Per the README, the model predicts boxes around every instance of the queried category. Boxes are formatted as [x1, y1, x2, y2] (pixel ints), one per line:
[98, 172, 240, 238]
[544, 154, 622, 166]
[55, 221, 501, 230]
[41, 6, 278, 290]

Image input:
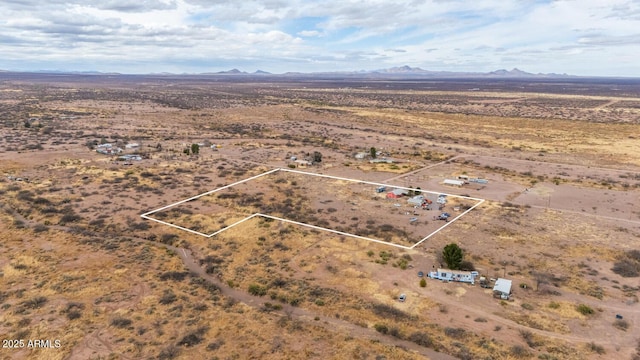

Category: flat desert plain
[1, 73, 640, 360]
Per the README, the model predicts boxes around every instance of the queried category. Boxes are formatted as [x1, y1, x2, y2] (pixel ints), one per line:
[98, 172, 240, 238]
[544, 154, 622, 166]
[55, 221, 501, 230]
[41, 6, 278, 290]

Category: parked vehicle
[434, 212, 451, 221]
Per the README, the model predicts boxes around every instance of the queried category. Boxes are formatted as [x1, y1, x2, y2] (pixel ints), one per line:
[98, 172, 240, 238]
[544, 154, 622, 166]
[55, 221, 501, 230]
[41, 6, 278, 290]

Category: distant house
[96, 143, 122, 155]
[370, 158, 395, 164]
[125, 142, 140, 149]
[294, 159, 312, 167]
[119, 154, 142, 161]
[493, 278, 512, 299]
[355, 152, 368, 160]
[428, 269, 480, 284]
[386, 188, 408, 199]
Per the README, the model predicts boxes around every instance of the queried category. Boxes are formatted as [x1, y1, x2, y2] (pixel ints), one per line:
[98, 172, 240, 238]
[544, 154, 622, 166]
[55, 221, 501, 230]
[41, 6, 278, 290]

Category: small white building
[493, 278, 512, 299]
[119, 154, 142, 161]
[294, 159, 312, 167]
[443, 179, 465, 187]
[125, 142, 140, 149]
[370, 158, 395, 164]
[96, 143, 122, 155]
[355, 152, 368, 159]
[428, 269, 479, 284]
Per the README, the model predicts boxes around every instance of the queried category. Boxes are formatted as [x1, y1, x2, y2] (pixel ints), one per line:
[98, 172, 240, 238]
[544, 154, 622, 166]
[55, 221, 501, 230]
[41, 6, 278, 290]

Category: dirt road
[168, 245, 458, 360]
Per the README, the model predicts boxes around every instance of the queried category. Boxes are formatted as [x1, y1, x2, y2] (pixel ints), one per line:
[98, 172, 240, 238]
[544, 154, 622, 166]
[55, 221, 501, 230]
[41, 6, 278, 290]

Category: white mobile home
[428, 269, 479, 284]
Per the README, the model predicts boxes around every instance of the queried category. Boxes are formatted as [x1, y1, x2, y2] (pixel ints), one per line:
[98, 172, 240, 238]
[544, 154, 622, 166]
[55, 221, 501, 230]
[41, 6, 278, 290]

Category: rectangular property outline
[141, 168, 485, 250]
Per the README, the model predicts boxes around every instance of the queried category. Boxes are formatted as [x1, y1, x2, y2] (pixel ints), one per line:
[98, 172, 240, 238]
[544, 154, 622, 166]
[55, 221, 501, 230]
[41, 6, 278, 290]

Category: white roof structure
[391, 188, 409, 196]
[407, 195, 425, 204]
[444, 179, 464, 186]
[493, 278, 512, 295]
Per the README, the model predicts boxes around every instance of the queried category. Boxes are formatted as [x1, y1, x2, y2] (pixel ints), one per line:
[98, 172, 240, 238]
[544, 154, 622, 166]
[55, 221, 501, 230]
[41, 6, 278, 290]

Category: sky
[1, 0, 640, 76]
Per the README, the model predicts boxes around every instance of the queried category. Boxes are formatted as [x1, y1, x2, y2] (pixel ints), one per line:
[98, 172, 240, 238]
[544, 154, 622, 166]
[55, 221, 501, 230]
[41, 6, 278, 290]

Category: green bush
[110, 317, 132, 328]
[248, 284, 267, 297]
[420, 278, 427, 287]
[587, 342, 605, 354]
[374, 323, 388, 334]
[408, 331, 432, 347]
[576, 304, 594, 315]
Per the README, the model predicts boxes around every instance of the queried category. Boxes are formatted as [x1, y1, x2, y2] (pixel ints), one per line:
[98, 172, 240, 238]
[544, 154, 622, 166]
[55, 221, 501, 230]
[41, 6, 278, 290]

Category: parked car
[418, 271, 424, 277]
[398, 294, 406, 302]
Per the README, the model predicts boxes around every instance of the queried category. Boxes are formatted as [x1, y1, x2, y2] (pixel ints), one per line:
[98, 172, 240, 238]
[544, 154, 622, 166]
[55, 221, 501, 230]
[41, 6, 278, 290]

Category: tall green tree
[442, 243, 463, 270]
[370, 147, 377, 159]
[191, 143, 200, 155]
[312, 151, 322, 163]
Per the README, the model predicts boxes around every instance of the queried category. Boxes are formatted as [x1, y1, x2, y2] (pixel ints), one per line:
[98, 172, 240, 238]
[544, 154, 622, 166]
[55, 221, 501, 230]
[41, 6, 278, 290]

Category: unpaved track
[168, 245, 457, 360]
[1, 205, 452, 359]
[384, 156, 462, 183]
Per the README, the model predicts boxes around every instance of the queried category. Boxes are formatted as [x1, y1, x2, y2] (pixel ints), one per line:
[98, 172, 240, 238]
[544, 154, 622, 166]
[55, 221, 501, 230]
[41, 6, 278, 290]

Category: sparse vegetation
[111, 316, 133, 328]
[248, 284, 268, 297]
[612, 250, 640, 277]
[587, 342, 606, 354]
[576, 304, 595, 316]
[1, 75, 638, 360]
[613, 318, 630, 331]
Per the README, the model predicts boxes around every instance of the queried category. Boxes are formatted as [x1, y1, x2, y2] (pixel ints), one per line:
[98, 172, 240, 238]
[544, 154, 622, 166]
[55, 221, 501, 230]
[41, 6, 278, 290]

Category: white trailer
[443, 179, 465, 187]
[428, 269, 479, 284]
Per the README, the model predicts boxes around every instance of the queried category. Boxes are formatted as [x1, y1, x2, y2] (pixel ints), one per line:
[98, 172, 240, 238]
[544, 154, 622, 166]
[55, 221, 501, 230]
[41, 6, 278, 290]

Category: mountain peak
[376, 65, 427, 73]
[489, 68, 534, 76]
[217, 68, 245, 74]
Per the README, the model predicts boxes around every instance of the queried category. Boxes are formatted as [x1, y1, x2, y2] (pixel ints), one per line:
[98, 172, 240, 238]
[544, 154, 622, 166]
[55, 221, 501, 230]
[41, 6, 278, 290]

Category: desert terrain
[1, 73, 639, 360]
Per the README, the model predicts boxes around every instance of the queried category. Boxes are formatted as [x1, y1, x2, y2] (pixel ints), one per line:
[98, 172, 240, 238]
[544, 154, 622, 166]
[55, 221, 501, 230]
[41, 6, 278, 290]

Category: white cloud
[0, 0, 639, 75]
[298, 30, 321, 37]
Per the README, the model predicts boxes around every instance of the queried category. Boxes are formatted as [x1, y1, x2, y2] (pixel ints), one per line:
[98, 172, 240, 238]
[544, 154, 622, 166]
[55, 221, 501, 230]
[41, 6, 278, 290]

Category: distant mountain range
[201, 66, 573, 78]
[284, 66, 571, 78]
[0, 66, 574, 78]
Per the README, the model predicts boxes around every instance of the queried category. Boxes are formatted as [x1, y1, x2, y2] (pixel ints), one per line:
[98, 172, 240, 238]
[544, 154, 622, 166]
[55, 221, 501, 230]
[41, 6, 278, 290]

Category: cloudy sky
[1, 0, 639, 76]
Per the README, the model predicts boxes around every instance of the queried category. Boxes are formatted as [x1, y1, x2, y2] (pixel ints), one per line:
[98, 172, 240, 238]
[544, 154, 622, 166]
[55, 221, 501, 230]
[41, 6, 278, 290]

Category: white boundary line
[141, 168, 485, 249]
[140, 168, 279, 217]
[258, 213, 412, 250]
[412, 198, 485, 249]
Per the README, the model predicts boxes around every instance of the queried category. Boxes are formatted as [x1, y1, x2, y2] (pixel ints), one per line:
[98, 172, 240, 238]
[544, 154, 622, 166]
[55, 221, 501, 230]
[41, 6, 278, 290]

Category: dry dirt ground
[1, 74, 640, 360]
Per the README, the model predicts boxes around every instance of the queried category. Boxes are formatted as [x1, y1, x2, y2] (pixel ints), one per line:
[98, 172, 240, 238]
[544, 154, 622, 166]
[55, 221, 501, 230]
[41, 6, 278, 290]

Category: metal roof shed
[407, 195, 425, 205]
[443, 179, 465, 187]
[493, 278, 512, 296]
